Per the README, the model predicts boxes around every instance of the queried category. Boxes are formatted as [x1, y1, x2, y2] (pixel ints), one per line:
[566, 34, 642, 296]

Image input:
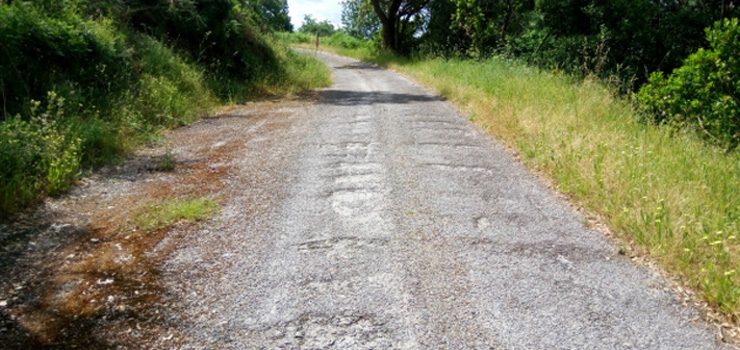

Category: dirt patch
[0, 99, 302, 348]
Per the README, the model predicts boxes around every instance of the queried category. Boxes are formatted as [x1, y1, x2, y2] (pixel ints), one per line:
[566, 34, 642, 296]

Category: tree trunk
[381, 18, 397, 51]
[372, 0, 402, 52]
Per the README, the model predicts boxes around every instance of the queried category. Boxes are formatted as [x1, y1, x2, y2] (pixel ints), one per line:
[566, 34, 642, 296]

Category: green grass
[0, 24, 330, 218]
[248, 39, 333, 96]
[286, 33, 740, 317]
[133, 197, 219, 232]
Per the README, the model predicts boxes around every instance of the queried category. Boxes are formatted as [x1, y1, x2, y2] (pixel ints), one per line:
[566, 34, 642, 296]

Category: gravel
[161, 51, 730, 349]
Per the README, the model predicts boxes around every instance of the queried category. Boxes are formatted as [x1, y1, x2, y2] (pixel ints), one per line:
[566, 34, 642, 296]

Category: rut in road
[164, 52, 729, 349]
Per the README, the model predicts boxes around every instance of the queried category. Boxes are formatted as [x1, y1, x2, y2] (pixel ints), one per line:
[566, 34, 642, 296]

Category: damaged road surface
[167, 52, 730, 349]
[0, 52, 732, 349]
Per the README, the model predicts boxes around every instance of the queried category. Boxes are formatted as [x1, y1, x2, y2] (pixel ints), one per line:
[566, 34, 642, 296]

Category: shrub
[0, 93, 81, 214]
[0, 2, 131, 118]
[324, 32, 367, 50]
[636, 18, 739, 149]
[122, 0, 278, 93]
[0, 1, 330, 218]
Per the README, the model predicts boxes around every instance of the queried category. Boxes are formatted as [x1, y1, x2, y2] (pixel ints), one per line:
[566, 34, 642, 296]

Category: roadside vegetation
[133, 197, 219, 232]
[283, 0, 739, 318]
[0, 0, 330, 217]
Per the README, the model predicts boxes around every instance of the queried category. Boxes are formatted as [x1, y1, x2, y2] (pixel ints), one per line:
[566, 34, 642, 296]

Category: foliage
[370, 0, 429, 53]
[279, 31, 378, 53]
[449, 0, 533, 56]
[0, 2, 131, 118]
[340, 0, 739, 144]
[636, 18, 739, 149]
[250, 0, 293, 32]
[343, 0, 737, 84]
[341, 0, 380, 39]
[118, 0, 279, 88]
[0, 93, 80, 214]
[299, 14, 336, 36]
[509, 0, 737, 87]
[0, 1, 330, 218]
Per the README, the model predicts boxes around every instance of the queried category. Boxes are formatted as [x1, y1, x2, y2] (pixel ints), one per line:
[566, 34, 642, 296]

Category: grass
[284, 33, 740, 318]
[0, 26, 330, 218]
[132, 197, 219, 232]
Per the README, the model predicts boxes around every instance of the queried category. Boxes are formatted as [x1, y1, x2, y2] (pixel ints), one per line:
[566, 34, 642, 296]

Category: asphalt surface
[164, 51, 728, 349]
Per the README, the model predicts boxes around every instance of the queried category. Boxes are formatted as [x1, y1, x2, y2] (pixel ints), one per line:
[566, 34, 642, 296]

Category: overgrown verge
[0, 1, 330, 217]
[284, 33, 740, 320]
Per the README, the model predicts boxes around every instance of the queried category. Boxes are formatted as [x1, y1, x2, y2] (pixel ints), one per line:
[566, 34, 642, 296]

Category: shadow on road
[320, 89, 444, 106]
[334, 63, 382, 70]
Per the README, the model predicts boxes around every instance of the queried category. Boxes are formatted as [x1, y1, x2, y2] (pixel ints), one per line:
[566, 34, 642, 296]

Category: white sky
[287, 0, 343, 29]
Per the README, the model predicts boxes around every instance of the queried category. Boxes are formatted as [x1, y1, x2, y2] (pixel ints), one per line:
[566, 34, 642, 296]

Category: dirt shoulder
[0, 98, 308, 348]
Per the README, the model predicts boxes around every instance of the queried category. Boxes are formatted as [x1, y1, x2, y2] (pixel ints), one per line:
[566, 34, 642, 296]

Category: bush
[0, 93, 81, 214]
[324, 32, 367, 50]
[0, 1, 330, 218]
[121, 0, 278, 94]
[636, 18, 739, 149]
[0, 2, 131, 118]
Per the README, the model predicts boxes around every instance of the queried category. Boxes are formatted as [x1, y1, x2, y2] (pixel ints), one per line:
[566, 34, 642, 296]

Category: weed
[154, 151, 176, 172]
[132, 197, 218, 232]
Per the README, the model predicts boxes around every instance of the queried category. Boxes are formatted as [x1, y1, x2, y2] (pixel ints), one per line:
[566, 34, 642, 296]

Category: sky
[287, 0, 343, 29]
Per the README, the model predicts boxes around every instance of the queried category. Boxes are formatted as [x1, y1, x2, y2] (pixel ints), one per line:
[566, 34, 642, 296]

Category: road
[163, 51, 728, 349]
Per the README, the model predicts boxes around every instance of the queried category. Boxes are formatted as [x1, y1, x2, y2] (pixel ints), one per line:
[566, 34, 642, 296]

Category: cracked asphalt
[163, 51, 729, 349]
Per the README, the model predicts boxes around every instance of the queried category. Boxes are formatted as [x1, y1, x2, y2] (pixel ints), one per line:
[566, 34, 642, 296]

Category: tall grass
[241, 38, 332, 96]
[289, 34, 740, 317]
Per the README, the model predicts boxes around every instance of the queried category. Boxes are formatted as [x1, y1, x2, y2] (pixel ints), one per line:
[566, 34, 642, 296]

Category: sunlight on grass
[411, 58, 739, 315]
[133, 197, 219, 232]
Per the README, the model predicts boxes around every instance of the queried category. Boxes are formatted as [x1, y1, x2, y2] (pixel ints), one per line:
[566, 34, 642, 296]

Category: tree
[370, 0, 429, 52]
[450, 0, 533, 55]
[341, 0, 380, 39]
[251, 0, 293, 32]
[529, 0, 739, 84]
[299, 15, 335, 36]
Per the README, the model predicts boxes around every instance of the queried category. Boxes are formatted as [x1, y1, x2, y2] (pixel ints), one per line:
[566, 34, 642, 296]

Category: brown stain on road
[0, 100, 303, 348]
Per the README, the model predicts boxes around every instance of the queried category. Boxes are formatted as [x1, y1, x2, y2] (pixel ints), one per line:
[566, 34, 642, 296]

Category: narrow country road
[162, 51, 729, 349]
